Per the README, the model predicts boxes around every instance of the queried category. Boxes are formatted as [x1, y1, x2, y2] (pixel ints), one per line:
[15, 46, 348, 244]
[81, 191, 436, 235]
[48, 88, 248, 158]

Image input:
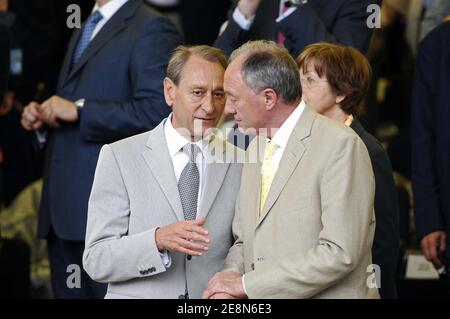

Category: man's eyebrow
[187, 85, 205, 90]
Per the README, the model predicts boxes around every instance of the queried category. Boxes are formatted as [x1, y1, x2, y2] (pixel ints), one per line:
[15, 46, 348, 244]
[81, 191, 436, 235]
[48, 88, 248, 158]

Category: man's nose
[202, 94, 214, 114]
[224, 100, 235, 115]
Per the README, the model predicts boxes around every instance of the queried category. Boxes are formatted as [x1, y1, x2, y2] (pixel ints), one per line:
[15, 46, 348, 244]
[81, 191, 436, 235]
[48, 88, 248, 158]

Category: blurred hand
[0, 91, 14, 116]
[21, 101, 44, 130]
[237, 0, 261, 19]
[40, 95, 78, 127]
[202, 271, 246, 299]
[420, 231, 447, 269]
[155, 216, 210, 256]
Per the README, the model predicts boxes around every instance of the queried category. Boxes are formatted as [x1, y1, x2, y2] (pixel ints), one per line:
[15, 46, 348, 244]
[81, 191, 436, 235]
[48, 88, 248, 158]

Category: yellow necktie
[260, 139, 278, 216]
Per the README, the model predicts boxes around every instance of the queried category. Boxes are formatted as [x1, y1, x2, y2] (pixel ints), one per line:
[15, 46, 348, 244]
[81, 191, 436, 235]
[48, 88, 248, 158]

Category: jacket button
[139, 270, 146, 275]
[251, 263, 255, 270]
[178, 294, 185, 299]
[149, 267, 156, 273]
[187, 255, 192, 261]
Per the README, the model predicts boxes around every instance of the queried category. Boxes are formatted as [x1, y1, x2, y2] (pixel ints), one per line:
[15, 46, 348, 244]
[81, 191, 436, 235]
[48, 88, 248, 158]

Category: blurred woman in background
[296, 43, 400, 299]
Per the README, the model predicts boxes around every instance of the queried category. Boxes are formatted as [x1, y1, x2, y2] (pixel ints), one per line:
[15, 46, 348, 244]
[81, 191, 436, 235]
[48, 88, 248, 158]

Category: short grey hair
[229, 40, 301, 103]
[167, 45, 227, 85]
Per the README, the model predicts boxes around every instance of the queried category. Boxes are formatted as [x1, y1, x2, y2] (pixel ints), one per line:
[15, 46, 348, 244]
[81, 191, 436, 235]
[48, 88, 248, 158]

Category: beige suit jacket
[223, 105, 379, 299]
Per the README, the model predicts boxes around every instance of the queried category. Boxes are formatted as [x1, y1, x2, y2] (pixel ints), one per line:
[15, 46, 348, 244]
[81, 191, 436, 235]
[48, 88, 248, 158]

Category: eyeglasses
[299, 73, 328, 88]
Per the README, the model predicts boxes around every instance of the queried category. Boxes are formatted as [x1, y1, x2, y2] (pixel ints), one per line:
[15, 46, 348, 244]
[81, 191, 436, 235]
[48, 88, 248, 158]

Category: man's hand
[21, 101, 44, 130]
[420, 231, 447, 269]
[202, 271, 247, 299]
[0, 91, 15, 116]
[237, 0, 261, 19]
[155, 216, 210, 256]
[21, 95, 78, 130]
[40, 95, 78, 127]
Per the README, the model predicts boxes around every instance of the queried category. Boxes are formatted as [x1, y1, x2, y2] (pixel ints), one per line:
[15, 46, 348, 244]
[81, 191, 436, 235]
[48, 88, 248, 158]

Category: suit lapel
[61, 0, 139, 88]
[248, 136, 265, 228]
[256, 104, 317, 228]
[57, 27, 82, 92]
[197, 164, 229, 219]
[197, 137, 231, 219]
[349, 118, 364, 137]
[142, 120, 184, 221]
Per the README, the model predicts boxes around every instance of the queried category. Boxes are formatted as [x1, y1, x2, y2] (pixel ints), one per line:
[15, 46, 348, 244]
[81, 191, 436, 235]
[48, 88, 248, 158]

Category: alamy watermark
[67, 4, 81, 29]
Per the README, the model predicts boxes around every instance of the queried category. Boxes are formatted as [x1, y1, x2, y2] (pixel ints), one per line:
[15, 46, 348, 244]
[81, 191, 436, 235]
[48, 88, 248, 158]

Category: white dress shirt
[90, 0, 129, 40]
[269, 99, 305, 172]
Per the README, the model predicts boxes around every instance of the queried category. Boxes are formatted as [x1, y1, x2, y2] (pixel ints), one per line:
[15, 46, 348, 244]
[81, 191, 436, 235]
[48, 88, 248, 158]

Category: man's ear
[163, 77, 176, 108]
[262, 88, 277, 111]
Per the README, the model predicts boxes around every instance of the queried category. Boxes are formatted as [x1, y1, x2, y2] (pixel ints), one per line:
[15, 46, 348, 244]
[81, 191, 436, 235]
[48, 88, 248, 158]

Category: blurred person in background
[215, 0, 380, 57]
[412, 21, 450, 279]
[20, 0, 182, 298]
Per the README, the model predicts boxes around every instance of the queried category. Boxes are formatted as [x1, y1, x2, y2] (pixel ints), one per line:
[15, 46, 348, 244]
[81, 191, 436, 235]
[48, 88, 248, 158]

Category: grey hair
[229, 40, 301, 103]
[166, 45, 227, 85]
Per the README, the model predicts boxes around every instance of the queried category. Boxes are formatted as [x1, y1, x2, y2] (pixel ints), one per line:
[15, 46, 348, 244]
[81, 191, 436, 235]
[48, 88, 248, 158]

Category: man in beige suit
[203, 40, 379, 299]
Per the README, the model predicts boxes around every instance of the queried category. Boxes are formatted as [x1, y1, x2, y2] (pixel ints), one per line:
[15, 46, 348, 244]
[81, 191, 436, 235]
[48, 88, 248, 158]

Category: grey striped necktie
[178, 144, 201, 221]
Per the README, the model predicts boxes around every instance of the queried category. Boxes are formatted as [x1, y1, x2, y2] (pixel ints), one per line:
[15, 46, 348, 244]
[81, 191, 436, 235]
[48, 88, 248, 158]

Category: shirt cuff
[276, 7, 297, 23]
[242, 273, 248, 297]
[232, 7, 255, 31]
[35, 129, 47, 147]
[159, 250, 172, 268]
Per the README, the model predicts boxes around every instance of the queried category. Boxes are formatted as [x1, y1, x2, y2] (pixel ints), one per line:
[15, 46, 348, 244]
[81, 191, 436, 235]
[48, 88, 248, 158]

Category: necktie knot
[89, 11, 104, 25]
[264, 140, 278, 159]
[72, 11, 103, 66]
[182, 143, 201, 163]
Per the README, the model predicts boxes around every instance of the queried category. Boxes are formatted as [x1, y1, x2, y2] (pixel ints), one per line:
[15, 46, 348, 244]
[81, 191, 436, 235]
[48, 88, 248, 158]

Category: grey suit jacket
[83, 119, 243, 299]
[224, 105, 379, 299]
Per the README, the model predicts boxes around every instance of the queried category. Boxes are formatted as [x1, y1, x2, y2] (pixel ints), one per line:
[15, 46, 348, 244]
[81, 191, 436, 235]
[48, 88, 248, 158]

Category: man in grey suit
[83, 45, 243, 299]
[203, 40, 378, 299]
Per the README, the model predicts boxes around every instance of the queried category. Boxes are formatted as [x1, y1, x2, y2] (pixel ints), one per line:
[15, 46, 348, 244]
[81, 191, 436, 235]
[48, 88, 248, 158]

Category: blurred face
[224, 57, 267, 134]
[300, 60, 344, 116]
[164, 56, 225, 140]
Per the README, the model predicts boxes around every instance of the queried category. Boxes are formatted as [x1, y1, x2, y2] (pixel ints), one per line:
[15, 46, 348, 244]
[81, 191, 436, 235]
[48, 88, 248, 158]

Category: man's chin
[235, 123, 251, 134]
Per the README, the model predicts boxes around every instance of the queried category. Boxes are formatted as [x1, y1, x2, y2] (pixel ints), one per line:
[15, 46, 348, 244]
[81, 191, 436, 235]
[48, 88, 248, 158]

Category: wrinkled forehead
[179, 57, 225, 85]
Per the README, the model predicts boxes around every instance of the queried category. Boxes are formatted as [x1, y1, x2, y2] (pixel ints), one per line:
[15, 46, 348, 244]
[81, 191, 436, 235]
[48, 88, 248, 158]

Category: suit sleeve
[411, 30, 445, 240]
[278, 0, 379, 56]
[83, 144, 167, 283]
[243, 135, 376, 298]
[78, 17, 182, 143]
[214, 16, 251, 57]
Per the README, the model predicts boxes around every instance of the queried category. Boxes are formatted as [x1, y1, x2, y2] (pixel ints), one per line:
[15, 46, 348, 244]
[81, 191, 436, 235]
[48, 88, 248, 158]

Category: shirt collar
[164, 113, 209, 159]
[92, 0, 128, 21]
[270, 100, 305, 150]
